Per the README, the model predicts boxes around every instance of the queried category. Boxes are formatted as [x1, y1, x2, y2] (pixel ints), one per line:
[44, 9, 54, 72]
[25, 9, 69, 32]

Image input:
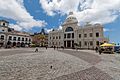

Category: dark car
[114, 46, 120, 53]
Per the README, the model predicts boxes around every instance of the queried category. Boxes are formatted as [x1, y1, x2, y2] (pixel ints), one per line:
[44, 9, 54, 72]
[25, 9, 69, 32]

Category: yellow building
[31, 28, 48, 47]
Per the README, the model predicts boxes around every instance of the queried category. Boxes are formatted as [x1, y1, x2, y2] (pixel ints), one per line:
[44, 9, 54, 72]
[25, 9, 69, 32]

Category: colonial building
[31, 28, 48, 47]
[0, 20, 32, 48]
[48, 12, 108, 49]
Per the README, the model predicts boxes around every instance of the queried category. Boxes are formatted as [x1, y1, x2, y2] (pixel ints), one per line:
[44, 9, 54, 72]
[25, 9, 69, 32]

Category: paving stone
[58, 50, 101, 65]
[51, 66, 113, 80]
[0, 48, 119, 80]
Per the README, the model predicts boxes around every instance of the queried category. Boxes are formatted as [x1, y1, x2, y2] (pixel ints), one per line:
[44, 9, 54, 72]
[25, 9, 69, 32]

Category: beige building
[0, 20, 32, 48]
[48, 12, 108, 49]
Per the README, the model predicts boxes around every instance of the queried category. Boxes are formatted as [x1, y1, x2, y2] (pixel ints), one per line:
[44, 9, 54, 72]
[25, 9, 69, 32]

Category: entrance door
[0, 43, 4, 47]
[67, 41, 71, 48]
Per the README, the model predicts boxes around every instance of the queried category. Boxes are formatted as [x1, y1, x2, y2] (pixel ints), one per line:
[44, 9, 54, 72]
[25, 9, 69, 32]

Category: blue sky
[24, 0, 67, 32]
[0, 0, 120, 43]
[104, 16, 120, 43]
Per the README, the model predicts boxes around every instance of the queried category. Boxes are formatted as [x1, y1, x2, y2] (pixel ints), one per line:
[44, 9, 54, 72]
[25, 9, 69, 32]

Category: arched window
[65, 27, 73, 32]
[1, 35, 4, 40]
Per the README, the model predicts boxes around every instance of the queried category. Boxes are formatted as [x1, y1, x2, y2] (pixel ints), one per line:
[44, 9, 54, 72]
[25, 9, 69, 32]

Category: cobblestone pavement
[0, 48, 91, 80]
[58, 49, 120, 80]
[0, 48, 120, 80]
[58, 50, 101, 65]
[0, 49, 36, 56]
[51, 66, 113, 80]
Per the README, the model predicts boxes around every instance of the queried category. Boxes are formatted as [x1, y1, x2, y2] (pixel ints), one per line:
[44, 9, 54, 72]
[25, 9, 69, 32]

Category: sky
[0, 0, 120, 43]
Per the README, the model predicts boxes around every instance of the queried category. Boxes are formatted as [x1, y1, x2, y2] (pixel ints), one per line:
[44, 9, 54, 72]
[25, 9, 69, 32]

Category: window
[18, 37, 20, 41]
[1, 35, 4, 40]
[72, 33, 74, 38]
[90, 41, 93, 46]
[8, 28, 12, 32]
[56, 36, 58, 39]
[96, 41, 99, 46]
[59, 36, 61, 39]
[9, 36, 12, 40]
[96, 32, 99, 37]
[90, 33, 93, 37]
[52, 42, 54, 45]
[65, 27, 73, 32]
[79, 34, 81, 38]
[25, 38, 28, 41]
[67, 33, 71, 38]
[84, 34, 87, 37]
[64, 34, 66, 39]
[84, 41, 87, 46]
[29, 39, 31, 42]
[13, 37, 16, 41]
[22, 38, 24, 41]
[3, 23, 5, 26]
[53, 37, 55, 39]
[50, 37, 51, 39]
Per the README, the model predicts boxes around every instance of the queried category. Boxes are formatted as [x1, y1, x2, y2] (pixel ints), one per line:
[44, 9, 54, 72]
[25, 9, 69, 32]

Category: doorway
[67, 41, 71, 48]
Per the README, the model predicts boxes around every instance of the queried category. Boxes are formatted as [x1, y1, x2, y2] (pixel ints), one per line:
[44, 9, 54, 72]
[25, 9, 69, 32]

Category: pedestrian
[46, 46, 47, 50]
[35, 47, 38, 52]
[98, 47, 102, 55]
[54, 46, 56, 50]
[95, 46, 98, 53]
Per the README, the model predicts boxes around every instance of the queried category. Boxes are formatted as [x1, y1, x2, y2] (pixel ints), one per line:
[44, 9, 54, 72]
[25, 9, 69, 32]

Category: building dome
[64, 12, 78, 24]
[67, 12, 77, 20]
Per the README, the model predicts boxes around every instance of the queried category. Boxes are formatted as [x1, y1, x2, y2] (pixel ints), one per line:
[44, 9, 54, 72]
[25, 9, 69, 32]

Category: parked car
[114, 46, 120, 53]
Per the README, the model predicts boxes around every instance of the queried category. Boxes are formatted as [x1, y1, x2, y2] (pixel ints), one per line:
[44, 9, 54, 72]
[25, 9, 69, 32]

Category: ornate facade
[48, 12, 108, 49]
[31, 28, 48, 47]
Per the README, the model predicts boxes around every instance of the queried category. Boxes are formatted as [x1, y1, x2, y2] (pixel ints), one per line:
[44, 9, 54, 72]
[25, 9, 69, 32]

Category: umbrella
[100, 43, 115, 47]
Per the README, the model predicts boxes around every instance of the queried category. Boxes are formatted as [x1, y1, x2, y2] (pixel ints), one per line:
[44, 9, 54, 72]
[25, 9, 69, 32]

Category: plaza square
[0, 48, 120, 80]
[0, 0, 120, 80]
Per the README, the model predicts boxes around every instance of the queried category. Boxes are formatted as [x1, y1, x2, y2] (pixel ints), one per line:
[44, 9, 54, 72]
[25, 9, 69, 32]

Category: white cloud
[58, 26, 62, 30]
[45, 28, 53, 33]
[0, 0, 47, 31]
[18, 20, 47, 30]
[9, 24, 22, 31]
[39, 0, 120, 24]
[103, 28, 114, 32]
[45, 25, 62, 33]
[40, 0, 83, 16]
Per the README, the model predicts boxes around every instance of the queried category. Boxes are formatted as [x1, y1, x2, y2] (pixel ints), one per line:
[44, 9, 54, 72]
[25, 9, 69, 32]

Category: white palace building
[48, 12, 108, 49]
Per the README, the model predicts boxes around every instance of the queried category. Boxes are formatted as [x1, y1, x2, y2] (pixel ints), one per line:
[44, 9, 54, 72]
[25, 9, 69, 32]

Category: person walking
[46, 46, 47, 50]
[35, 47, 38, 52]
[95, 46, 98, 53]
[98, 47, 102, 55]
[54, 46, 56, 50]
